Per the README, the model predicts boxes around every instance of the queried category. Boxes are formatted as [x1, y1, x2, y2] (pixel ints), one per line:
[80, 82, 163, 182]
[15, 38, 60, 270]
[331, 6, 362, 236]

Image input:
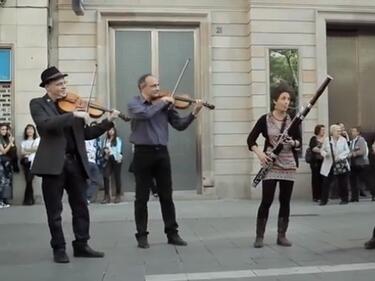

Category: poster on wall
[0, 49, 11, 82]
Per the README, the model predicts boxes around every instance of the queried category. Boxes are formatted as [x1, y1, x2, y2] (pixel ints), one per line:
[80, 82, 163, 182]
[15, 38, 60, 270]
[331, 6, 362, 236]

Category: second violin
[156, 91, 215, 110]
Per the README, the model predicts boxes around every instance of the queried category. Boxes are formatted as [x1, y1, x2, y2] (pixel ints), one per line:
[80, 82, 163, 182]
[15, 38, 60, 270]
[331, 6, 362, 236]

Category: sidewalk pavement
[1, 195, 375, 281]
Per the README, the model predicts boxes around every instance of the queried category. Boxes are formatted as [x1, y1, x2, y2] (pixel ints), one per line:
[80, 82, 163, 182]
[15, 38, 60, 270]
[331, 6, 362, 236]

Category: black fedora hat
[39, 66, 68, 87]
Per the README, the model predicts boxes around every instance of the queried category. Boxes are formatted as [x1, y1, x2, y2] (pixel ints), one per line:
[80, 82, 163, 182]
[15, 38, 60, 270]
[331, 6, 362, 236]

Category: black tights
[103, 156, 122, 196]
[257, 179, 294, 219]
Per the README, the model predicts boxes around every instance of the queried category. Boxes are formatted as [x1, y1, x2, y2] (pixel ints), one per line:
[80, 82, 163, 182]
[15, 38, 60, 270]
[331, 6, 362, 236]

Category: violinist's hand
[108, 109, 120, 122]
[161, 96, 175, 104]
[192, 99, 203, 117]
[73, 111, 90, 124]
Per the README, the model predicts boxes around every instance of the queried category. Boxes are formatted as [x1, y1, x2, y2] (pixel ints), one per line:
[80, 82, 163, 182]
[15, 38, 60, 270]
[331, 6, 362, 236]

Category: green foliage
[269, 49, 299, 114]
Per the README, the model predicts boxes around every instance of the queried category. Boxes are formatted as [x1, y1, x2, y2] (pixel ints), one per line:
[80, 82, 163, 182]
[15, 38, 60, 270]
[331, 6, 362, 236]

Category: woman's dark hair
[271, 82, 295, 103]
[23, 124, 38, 140]
[314, 124, 325, 136]
[106, 127, 118, 146]
[0, 122, 10, 129]
[0, 123, 10, 145]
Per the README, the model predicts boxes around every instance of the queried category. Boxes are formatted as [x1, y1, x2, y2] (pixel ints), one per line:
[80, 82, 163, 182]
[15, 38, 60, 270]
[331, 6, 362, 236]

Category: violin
[155, 91, 215, 110]
[57, 91, 130, 122]
[151, 59, 215, 111]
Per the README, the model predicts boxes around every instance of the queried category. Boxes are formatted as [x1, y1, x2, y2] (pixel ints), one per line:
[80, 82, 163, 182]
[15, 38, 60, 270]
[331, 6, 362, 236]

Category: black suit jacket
[29, 94, 113, 177]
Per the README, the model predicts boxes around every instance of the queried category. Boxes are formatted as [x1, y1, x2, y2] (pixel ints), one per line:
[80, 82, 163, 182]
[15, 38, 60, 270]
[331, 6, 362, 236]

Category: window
[0, 49, 11, 82]
[269, 49, 299, 115]
[0, 48, 12, 123]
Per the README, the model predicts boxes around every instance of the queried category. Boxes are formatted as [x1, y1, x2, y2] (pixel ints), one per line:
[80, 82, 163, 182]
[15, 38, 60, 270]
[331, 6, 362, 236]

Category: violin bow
[167, 58, 191, 110]
[86, 64, 98, 115]
[170, 58, 191, 98]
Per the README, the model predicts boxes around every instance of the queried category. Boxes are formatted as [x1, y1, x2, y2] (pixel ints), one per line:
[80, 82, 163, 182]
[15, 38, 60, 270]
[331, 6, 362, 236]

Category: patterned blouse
[264, 113, 297, 181]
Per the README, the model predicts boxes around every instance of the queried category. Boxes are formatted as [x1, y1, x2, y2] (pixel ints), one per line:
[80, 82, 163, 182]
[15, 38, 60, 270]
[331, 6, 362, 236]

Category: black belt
[134, 145, 167, 151]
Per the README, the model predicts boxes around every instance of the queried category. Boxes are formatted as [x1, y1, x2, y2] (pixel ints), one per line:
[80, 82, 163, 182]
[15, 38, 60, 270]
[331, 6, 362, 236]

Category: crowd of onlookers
[2, 120, 375, 208]
[0, 122, 127, 208]
[0, 123, 18, 208]
[307, 122, 375, 205]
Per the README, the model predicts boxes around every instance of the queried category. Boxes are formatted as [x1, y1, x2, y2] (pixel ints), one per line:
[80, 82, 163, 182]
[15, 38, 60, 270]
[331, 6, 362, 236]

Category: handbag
[329, 138, 349, 175]
[94, 139, 108, 170]
[305, 147, 312, 163]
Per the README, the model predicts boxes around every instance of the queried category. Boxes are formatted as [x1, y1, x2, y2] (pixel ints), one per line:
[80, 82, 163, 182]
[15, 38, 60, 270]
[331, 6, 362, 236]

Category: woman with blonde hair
[319, 124, 350, 205]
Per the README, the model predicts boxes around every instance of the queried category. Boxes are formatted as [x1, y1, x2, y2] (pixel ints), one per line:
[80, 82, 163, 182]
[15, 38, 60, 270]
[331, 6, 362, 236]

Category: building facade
[2, 0, 375, 202]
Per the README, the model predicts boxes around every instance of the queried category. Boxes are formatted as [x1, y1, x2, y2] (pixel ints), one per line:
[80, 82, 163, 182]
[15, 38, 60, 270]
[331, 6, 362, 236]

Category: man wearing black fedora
[30, 66, 120, 263]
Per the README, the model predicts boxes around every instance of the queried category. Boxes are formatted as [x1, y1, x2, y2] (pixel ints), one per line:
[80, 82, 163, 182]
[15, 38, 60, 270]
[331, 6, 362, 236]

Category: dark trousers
[133, 145, 178, 237]
[368, 165, 375, 196]
[0, 155, 12, 200]
[350, 165, 372, 200]
[257, 180, 294, 219]
[150, 180, 158, 194]
[310, 162, 323, 201]
[20, 157, 35, 204]
[321, 172, 349, 203]
[103, 156, 122, 196]
[86, 162, 102, 201]
[41, 157, 90, 250]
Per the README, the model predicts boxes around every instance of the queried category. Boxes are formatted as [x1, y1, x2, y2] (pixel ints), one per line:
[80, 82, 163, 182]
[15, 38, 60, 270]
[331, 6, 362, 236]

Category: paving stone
[1, 199, 375, 281]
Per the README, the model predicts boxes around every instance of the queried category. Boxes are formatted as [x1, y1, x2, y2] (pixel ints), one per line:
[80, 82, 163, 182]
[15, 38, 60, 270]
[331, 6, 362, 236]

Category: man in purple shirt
[128, 74, 203, 248]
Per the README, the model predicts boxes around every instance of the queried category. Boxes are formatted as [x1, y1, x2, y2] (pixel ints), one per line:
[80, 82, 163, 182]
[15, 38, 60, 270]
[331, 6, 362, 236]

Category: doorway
[327, 24, 375, 131]
[111, 27, 200, 192]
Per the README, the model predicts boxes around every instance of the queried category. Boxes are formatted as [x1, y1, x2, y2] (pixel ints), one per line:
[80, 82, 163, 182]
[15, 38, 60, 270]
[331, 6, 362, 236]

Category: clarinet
[251, 75, 333, 188]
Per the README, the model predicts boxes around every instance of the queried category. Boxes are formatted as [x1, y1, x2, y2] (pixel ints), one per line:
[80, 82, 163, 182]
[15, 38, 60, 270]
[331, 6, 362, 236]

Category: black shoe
[350, 199, 359, 202]
[365, 238, 375, 249]
[23, 199, 35, 206]
[53, 249, 70, 263]
[136, 236, 150, 249]
[372, 196, 375, 202]
[72, 242, 104, 258]
[319, 201, 327, 206]
[167, 234, 188, 246]
[339, 200, 348, 205]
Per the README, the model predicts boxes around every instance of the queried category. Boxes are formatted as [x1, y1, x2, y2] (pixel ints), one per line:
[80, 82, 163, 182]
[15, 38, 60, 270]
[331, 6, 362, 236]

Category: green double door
[113, 28, 199, 192]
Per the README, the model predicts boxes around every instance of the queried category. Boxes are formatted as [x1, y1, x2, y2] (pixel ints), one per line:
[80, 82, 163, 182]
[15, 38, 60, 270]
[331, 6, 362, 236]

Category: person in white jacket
[319, 124, 350, 205]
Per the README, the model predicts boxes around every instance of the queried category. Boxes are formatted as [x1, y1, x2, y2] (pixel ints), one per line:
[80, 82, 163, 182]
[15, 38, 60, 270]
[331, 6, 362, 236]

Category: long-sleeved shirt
[102, 137, 123, 163]
[127, 95, 195, 145]
[350, 135, 369, 166]
[21, 137, 40, 164]
[85, 139, 97, 164]
[320, 136, 350, 176]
